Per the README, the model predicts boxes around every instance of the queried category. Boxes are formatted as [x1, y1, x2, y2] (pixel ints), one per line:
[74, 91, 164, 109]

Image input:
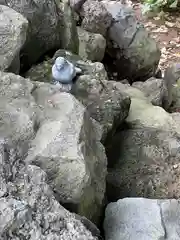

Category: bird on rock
[52, 57, 82, 85]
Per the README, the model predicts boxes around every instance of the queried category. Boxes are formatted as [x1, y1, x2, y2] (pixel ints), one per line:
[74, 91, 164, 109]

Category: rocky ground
[1, 0, 180, 239]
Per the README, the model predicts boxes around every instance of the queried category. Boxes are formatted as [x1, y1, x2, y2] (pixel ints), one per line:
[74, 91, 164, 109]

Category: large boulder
[0, 71, 107, 226]
[56, 0, 79, 54]
[79, 0, 113, 36]
[104, 198, 180, 240]
[78, 27, 106, 62]
[0, 163, 99, 239]
[25, 49, 131, 143]
[106, 85, 180, 201]
[0, 5, 28, 74]
[102, 1, 161, 82]
[3, 0, 79, 68]
[132, 77, 168, 107]
[25, 89, 107, 225]
[0, 71, 37, 197]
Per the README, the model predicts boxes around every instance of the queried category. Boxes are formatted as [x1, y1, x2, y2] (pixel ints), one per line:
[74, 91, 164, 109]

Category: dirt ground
[132, 2, 180, 72]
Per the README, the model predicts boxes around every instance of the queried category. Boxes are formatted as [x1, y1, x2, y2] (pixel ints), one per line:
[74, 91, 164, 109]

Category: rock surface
[106, 84, 180, 201]
[26, 49, 131, 143]
[0, 164, 99, 239]
[104, 198, 180, 240]
[103, 1, 161, 82]
[2, 0, 64, 67]
[132, 77, 168, 107]
[0, 5, 28, 74]
[0, 71, 107, 228]
[26, 90, 107, 225]
[78, 27, 106, 62]
[79, 0, 113, 36]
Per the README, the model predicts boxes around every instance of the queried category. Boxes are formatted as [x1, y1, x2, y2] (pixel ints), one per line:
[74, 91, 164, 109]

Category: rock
[171, 112, 180, 122]
[0, 70, 107, 226]
[56, 0, 79, 54]
[69, 0, 87, 12]
[3, 0, 64, 68]
[0, 71, 37, 198]
[0, 164, 99, 239]
[25, 49, 130, 143]
[102, 1, 161, 82]
[106, 128, 180, 201]
[78, 27, 106, 62]
[72, 77, 131, 143]
[25, 49, 108, 83]
[0, 5, 28, 74]
[163, 63, 180, 111]
[79, 0, 113, 36]
[0, 71, 36, 142]
[25, 90, 107, 225]
[120, 85, 180, 133]
[132, 77, 168, 107]
[105, 84, 180, 201]
[104, 197, 180, 240]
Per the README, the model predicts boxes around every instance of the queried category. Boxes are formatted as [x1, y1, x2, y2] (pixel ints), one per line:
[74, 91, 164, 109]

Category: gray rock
[3, 0, 64, 67]
[104, 198, 180, 240]
[25, 50, 130, 143]
[105, 84, 180, 201]
[79, 0, 113, 36]
[72, 77, 131, 142]
[115, 84, 180, 133]
[106, 128, 180, 201]
[56, 0, 79, 54]
[0, 71, 36, 142]
[25, 91, 107, 225]
[25, 49, 108, 83]
[78, 27, 106, 62]
[0, 165, 99, 239]
[132, 77, 168, 107]
[102, 1, 161, 81]
[0, 5, 28, 74]
[69, 0, 87, 12]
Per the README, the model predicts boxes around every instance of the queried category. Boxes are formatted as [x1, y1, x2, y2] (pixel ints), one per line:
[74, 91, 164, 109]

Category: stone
[105, 85, 180, 201]
[163, 63, 180, 112]
[2, 0, 65, 68]
[72, 78, 131, 143]
[79, 0, 113, 36]
[78, 27, 106, 62]
[56, 0, 79, 54]
[102, 1, 161, 82]
[25, 91, 107, 225]
[25, 50, 130, 143]
[104, 198, 180, 240]
[0, 5, 28, 74]
[132, 77, 168, 107]
[0, 164, 99, 239]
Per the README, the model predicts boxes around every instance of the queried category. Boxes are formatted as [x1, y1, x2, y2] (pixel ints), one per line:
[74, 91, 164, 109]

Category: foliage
[141, 0, 178, 14]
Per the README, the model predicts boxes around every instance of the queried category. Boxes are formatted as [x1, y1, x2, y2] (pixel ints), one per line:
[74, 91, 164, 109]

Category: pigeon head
[55, 57, 67, 71]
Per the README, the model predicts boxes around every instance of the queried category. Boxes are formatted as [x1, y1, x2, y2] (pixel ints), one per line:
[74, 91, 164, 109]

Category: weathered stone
[102, 1, 161, 82]
[132, 77, 168, 107]
[104, 198, 180, 240]
[56, 0, 79, 54]
[72, 78, 131, 142]
[25, 50, 130, 143]
[3, 0, 64, 67]
[80, 0, 113, 36]
[0, 165, 99, 239]
[78, 27, 106, 61]
[0, 5, 28, 74]
[25, 91, 107, 225]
